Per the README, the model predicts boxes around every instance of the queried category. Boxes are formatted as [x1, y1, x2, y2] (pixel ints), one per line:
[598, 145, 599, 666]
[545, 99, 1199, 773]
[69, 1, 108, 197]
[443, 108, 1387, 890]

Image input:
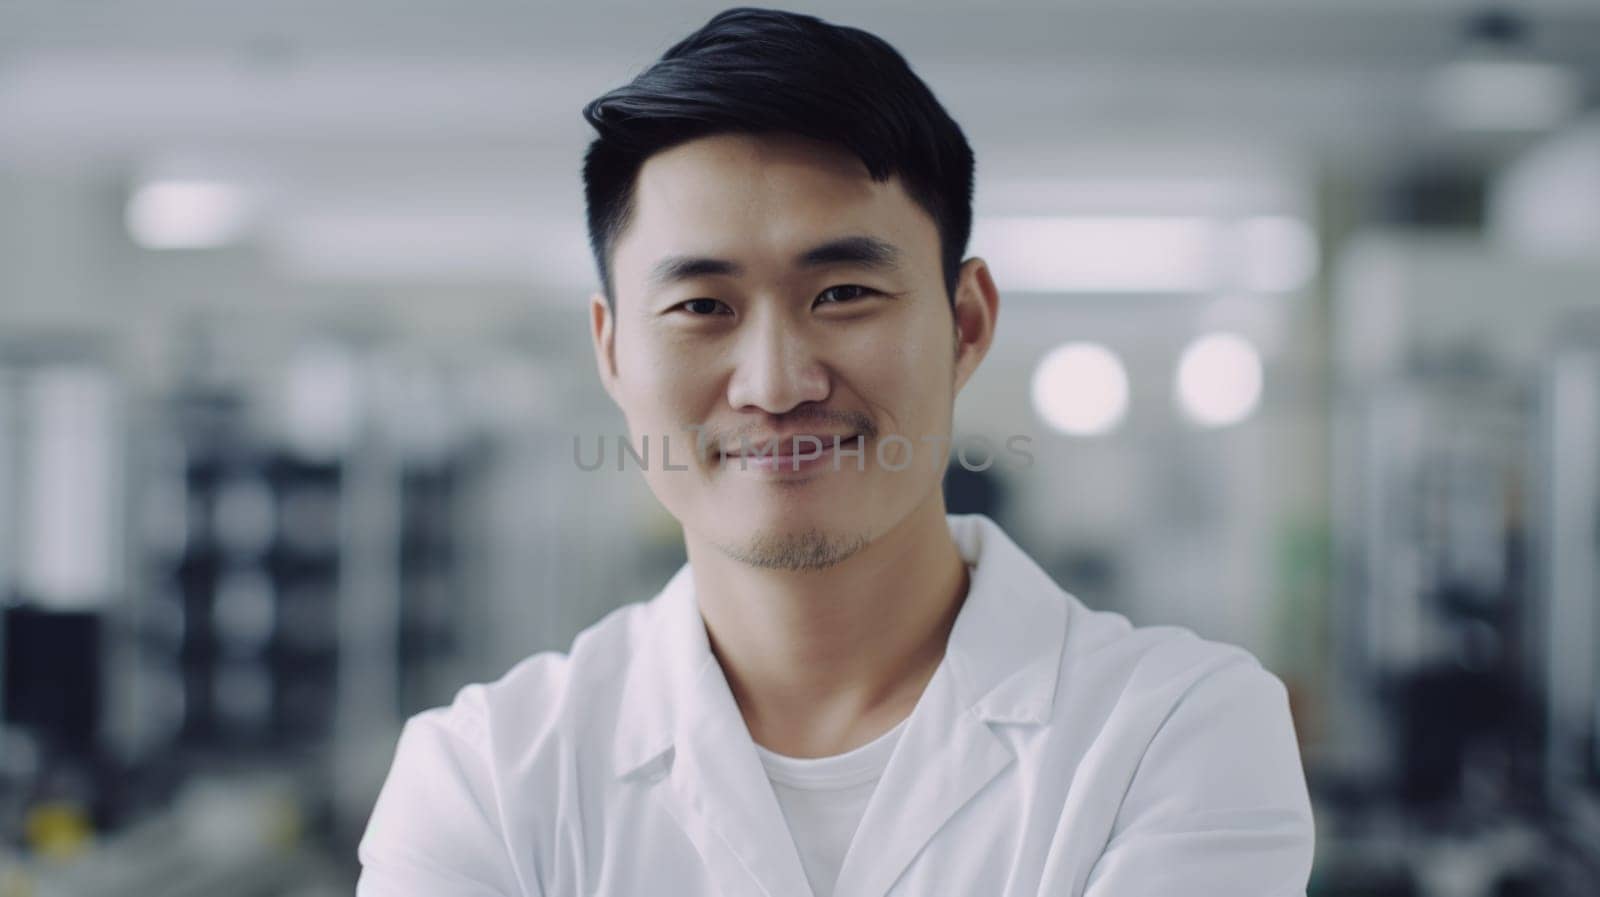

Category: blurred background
[2, 0, 1599, 894]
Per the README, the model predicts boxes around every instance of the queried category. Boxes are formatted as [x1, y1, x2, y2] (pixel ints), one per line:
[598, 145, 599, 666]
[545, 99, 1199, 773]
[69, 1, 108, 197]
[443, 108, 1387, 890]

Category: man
[357, 8, 1315, 896]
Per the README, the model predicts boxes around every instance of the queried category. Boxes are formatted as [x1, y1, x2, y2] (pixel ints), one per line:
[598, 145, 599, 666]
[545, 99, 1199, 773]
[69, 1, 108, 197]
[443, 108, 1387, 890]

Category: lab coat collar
[609, 513, 1070, 897]
[611, 513, 1069, 779]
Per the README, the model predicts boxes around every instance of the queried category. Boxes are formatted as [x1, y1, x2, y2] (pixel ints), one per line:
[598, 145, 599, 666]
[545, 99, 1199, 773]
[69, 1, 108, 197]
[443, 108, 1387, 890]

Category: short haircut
[580, 7, 975, 307]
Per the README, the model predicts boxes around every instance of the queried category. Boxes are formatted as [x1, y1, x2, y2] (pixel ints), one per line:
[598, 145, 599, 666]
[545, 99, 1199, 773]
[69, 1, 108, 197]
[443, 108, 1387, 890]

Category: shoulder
[1057, 596, 1283, 706]
[962, 514, 1283, 712]
[360, 598, 657, 892]
[1044, 595, 1300, 776]
[1051, 603, 1315, 888]
[1037, 608, 1314, 891]
[361, 599, 654, 888]
[1045, 596, 1312, 819]
[422, 595, 657, 758]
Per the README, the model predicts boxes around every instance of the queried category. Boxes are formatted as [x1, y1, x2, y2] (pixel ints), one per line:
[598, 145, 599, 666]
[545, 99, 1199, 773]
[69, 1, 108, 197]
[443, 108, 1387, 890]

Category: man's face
[590, 132, 993, 570]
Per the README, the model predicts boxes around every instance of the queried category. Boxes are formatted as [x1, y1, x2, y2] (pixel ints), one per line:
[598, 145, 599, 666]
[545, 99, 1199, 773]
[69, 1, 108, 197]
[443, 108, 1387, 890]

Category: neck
[685, 495, 971, 758]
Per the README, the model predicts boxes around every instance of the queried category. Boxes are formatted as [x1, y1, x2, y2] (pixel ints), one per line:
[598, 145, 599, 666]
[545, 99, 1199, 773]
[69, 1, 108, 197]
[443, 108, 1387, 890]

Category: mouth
[717, 433, 864, 461]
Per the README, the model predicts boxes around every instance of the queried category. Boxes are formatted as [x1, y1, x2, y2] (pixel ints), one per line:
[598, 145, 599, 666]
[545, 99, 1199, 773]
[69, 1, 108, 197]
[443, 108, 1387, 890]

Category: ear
[950, 257, 999, 396]
[589, 291, 620, 405]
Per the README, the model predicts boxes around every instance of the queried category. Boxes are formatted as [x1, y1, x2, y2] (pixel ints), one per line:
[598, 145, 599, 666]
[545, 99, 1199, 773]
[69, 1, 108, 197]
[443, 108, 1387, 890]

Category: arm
[1082, 656, 1316, 897]
[357, 700, 532, 897]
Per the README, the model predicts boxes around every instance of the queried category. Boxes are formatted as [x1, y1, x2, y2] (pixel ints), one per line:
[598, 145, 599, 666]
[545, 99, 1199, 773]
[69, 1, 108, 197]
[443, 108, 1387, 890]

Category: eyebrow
[647, 235, 903, 291]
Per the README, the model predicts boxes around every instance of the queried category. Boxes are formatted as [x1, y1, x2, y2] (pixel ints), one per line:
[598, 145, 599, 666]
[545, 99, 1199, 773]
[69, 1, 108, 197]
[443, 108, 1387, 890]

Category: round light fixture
[1175, 332, 1263, 428]
[1031, 342, 1130, 436]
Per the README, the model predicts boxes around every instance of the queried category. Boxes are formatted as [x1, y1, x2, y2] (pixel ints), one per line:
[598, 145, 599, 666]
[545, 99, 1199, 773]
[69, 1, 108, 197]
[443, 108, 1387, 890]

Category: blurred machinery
[1321, 234, 1600, 895]
[0, 333, 492, 894]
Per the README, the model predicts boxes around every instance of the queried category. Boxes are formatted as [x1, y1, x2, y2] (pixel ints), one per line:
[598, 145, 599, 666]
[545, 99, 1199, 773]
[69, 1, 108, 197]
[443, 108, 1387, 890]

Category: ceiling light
[973, 216, 1220, 293]
[1030, 342, 1130, 437]
[1175, 332, 1263, 429]
[126, 180, 254, 250]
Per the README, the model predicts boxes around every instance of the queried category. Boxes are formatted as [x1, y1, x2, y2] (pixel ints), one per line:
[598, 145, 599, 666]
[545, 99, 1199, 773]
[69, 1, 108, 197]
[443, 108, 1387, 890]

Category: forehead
[612, 133, 939, 289]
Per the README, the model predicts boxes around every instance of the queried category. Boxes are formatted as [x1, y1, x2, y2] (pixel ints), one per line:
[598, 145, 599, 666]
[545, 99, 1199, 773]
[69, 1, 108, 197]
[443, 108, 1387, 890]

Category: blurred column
[1535, 330, 1600, 799]
[18, 365, 122, 610]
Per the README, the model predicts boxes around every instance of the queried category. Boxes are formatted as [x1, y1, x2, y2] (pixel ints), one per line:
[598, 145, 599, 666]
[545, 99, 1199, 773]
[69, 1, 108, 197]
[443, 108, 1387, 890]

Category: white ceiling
[1, 0, 1596, 285]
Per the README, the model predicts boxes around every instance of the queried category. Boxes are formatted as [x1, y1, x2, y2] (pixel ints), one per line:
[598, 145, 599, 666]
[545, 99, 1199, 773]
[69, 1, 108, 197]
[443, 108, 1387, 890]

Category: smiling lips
[718, 432, 863, 459]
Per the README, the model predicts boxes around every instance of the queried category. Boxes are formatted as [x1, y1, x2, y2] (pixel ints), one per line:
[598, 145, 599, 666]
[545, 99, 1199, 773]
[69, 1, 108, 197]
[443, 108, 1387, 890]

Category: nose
[725, 310, 830, 414]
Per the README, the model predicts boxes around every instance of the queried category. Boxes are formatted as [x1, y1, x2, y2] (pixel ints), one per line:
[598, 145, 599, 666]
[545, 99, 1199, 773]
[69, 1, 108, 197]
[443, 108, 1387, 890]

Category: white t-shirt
[754, 716, 909, 897]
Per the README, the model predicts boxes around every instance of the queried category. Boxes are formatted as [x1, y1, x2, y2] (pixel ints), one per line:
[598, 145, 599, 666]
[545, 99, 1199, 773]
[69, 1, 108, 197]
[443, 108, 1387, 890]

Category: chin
[723, 522, 870, 572]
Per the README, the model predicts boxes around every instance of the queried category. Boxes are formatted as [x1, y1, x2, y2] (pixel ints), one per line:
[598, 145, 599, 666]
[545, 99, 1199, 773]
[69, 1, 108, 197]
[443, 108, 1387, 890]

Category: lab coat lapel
[831, 661, 1015, 897]
[662, 656, 815, 897]
[833, 514, 1069, 897]
[613, 564, 813, 897]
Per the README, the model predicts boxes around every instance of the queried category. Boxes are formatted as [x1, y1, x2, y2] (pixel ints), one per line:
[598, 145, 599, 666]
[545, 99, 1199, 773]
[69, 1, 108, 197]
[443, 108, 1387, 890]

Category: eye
[672, 298, 732, 316]
[815, 284, 879, 306]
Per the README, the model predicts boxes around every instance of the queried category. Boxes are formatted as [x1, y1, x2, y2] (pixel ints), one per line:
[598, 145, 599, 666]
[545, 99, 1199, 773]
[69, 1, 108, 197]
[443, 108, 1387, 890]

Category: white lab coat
[358, 513, 1315, 897]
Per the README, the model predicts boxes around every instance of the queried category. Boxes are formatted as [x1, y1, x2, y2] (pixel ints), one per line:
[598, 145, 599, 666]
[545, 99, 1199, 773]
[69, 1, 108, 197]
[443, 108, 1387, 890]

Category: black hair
[581, 6, 975, 306]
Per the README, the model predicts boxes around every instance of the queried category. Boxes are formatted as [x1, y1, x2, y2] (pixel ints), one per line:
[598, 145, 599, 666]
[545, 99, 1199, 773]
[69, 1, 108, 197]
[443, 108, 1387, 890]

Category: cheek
[616, 334, 716, 423]
[845, 315, 953, 427]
